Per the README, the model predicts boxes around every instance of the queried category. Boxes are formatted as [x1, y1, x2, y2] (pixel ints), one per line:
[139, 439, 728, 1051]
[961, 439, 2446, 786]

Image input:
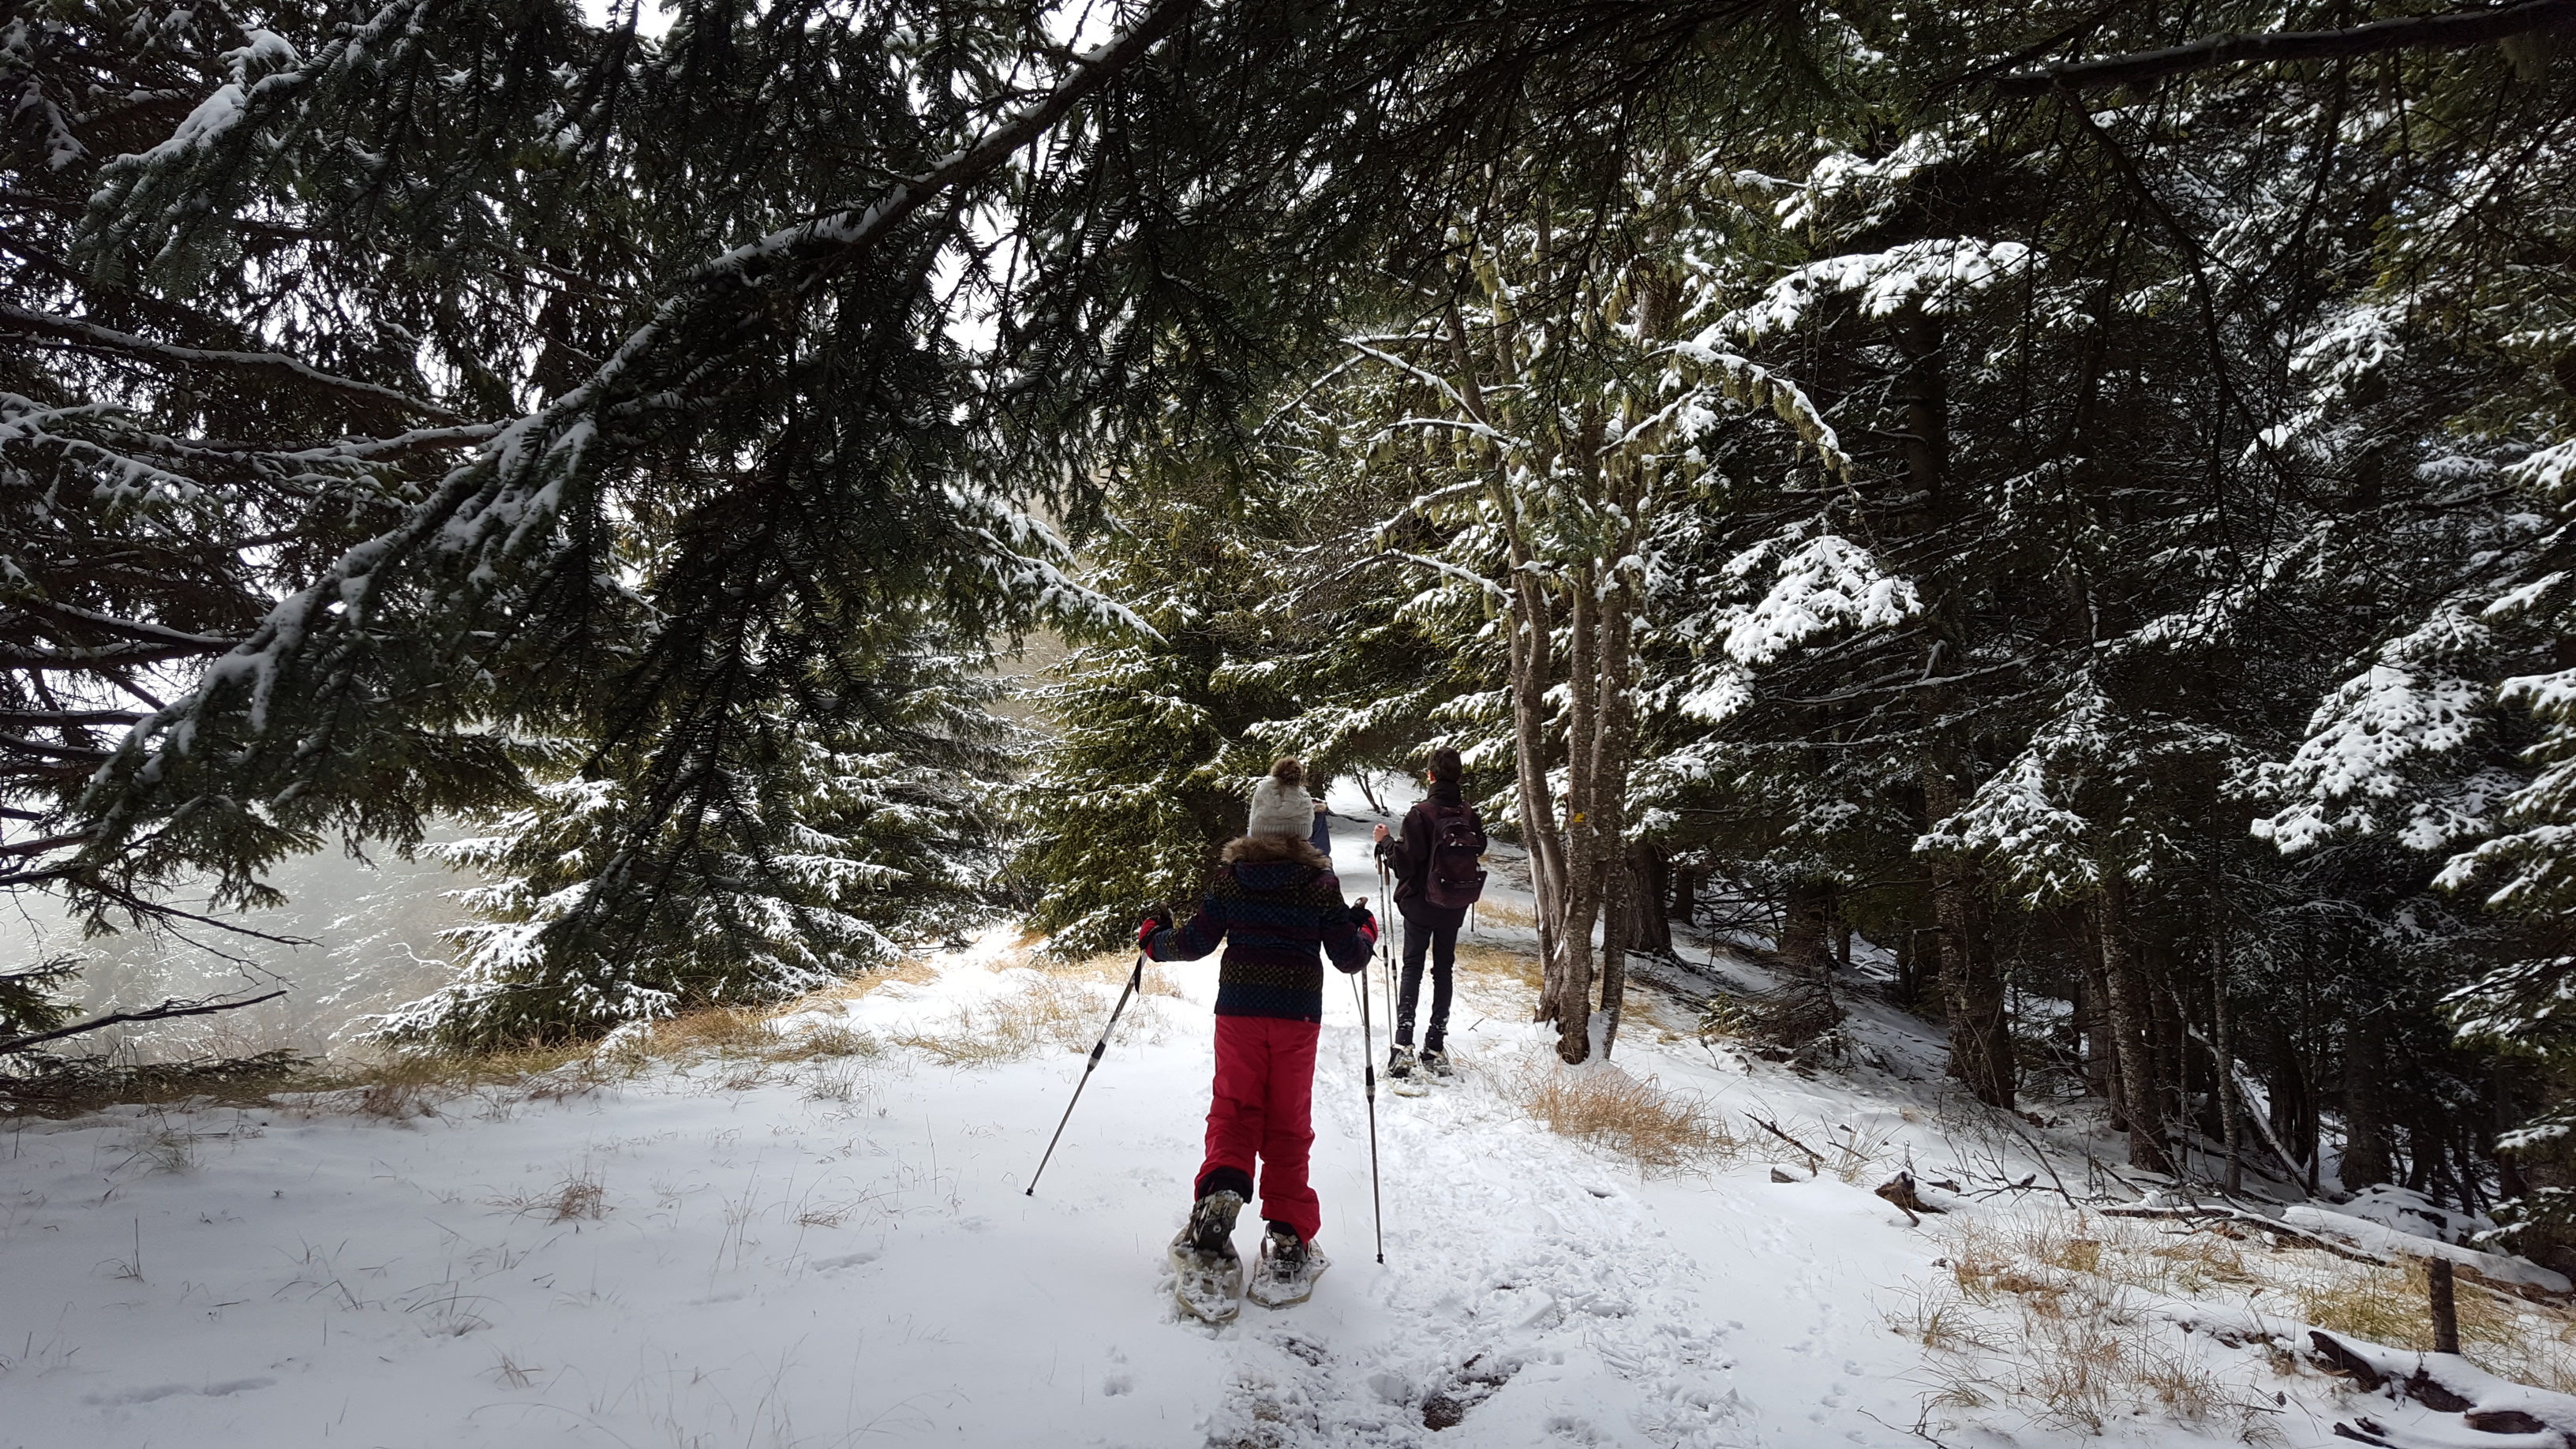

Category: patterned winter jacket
[1144, 836, 1373, 1022]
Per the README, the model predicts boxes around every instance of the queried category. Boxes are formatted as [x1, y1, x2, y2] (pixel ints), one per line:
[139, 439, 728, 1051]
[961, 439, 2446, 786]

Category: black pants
[1395, 906, 1461, 1051]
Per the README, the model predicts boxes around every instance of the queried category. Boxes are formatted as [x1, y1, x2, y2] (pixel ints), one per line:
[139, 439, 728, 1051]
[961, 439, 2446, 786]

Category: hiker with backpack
[1371, 747, 1487, 1082]
[1143, 757, 1379, 1317]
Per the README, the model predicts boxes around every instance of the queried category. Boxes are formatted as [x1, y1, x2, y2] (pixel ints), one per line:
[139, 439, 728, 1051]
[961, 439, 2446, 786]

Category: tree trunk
[1923, 760, 2013, 1108]
[1779, 877, 1833, 974]
[2150, 961, 2184, 1177]
[1593, 548, 1639, 1061]
[2215, 945, 2243, 1193]
[1601, 852, 1627, 1060]
[1623, 841, 1672, 956]
[1503, 563, 1563, 998]
[2341, 1015, 2394, 1191]
[2080, 912, 2120, 1114]
[2097, 878, 2170, 1173]
[1548, 564, 1601, 1062]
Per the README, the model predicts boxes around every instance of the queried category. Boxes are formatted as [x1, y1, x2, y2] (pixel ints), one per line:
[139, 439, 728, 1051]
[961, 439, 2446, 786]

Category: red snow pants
[1197, 1014, 1322, 1243]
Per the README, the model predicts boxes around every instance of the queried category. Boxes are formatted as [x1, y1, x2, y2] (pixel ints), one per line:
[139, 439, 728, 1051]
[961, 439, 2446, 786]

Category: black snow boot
[1188, 1188, 1245, 1255]
[1419, 1046, 1453, 1078]
[1261, 1223, 1307, 1281]
[1246, 1222, 1331, 1308]
[1387, 1045, 1417, 1080]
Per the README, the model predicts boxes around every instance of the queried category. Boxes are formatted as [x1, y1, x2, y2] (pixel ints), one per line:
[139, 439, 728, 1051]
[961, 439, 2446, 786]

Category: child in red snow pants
[1196, 1015, 1322, 1243]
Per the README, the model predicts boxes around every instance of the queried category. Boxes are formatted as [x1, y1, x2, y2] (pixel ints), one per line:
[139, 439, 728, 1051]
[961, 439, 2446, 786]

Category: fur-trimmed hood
[1222, 834, 1331, 871]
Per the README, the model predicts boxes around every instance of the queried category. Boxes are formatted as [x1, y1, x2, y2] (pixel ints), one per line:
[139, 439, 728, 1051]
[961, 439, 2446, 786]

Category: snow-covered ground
[4, 797, 2564, 1447]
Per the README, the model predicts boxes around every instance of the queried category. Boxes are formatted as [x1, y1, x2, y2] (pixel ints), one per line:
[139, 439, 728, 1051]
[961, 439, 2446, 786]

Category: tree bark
[1548, 563, 1601, 1062]
[2080, 910, 2120, 1114]
[1779, 877, 1833, 973]
[1600, 851, 1627, 1061]
[2342, 1014, 2394, 1190]
[1623, 841, 1672, 955]
[1923, 761, 2014, 1108]
[2215, 944, 2243, 1193]
[2097, 878, 2170, 1172]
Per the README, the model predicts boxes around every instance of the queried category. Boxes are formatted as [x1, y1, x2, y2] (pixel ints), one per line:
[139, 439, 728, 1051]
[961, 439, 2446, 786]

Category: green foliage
[1015, 492, 1296, 954]
[0, 957, 80, 1046]
[380, 631, 1013, 1047]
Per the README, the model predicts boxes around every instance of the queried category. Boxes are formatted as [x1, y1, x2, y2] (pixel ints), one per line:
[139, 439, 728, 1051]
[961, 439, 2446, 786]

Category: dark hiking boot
[1419, 1046, 1454, 1078]
[1246, 1223, 1329, 1308]
[1172, 1192, 1246, 1323]
[1387, 1045, 1417, 1080]
[1187, 1189, 1245, 1254]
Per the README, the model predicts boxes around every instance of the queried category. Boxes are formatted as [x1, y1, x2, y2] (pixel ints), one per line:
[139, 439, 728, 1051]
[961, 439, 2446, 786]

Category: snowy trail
[3, 801, 2408, 1447]
[2, 957, 1921, 1449]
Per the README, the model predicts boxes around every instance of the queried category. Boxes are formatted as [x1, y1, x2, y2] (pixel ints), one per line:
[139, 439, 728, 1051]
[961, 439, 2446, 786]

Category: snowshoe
[1419, 1047, 1455, 1080]
[1387, 1046, 1428, 1097]
[1245, 1226, 1330, 1309]
[1170, 1190, 1245, 1323]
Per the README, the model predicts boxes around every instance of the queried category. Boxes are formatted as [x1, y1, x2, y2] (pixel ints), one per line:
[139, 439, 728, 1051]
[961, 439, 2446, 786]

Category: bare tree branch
[1994, 0, 2576, 96]
[0, 989, 286, 1055]
[0, 302, 455, 420]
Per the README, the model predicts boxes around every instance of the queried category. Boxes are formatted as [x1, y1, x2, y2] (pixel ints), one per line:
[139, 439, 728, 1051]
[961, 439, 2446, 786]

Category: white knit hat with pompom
[1246, 759, 1314, 840]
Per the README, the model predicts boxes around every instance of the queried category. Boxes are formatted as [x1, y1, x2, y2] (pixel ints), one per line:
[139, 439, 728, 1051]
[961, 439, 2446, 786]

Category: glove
[1136, 907, 1171, 948]
[1349, 900, 1378, 946]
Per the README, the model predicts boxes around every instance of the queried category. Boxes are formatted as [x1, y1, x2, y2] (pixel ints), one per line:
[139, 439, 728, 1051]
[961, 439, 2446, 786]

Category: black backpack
[1422, 802, 1488, 910]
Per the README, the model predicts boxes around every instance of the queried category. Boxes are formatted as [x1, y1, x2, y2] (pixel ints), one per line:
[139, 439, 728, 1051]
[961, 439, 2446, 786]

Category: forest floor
[6, 796, 2574, 1448]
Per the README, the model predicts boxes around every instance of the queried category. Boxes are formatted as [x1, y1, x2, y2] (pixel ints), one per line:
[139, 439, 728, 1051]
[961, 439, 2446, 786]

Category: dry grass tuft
[490, 1163, 608, 1222]
[1505, 1057, 1739, 1177]
[646, 1007, 774, 1056]
[1902, 1211, 2576, 1436]
[1466, 899, 1537, 930]
[2292, 1256, 2576, 1389]
[313, 1041, 623, 1120]
[1452, 940, 1544, 991]
[1899, 1219, 2256, 1436]
[889, 972, 1170, 1066]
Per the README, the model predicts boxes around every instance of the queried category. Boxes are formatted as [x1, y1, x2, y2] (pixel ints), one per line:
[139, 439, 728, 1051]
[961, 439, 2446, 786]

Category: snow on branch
[2256, 608, 2499, 856]
[1712, 534, 1921, 665]
[1716, 239, 2033, 342]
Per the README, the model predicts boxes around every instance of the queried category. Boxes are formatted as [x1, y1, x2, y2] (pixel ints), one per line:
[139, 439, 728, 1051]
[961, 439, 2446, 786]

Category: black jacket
[1375, 781, 1470, 923]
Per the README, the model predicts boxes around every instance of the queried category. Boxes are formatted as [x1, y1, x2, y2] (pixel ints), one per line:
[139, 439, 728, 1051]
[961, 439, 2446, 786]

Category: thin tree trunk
[1923, 757, 2014, 1108]
[2080, 912, 2120, 1115]
[1601, 851, 1626, 1061]
[2342, 1014, 2394, 1190]
[2216, 938, 2242, 1193]
[1623, 841, 1672, 955]
[1594, 545, 1638, 1060]
[2098, 878, 2170, 1173]
[1551, 564, 1601, 1062]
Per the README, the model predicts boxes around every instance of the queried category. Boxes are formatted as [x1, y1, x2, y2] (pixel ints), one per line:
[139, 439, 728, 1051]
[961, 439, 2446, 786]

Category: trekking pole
[1376, 858, 1398, 1046]
[1351, 957, 1386, 1265]
[1025, 949, 1148, 1196]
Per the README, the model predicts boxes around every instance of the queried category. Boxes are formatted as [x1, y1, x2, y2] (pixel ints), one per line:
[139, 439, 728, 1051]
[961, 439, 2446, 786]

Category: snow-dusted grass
[2292, 1257, 2576, 1391]
[1889, 1206, 2576, 1437]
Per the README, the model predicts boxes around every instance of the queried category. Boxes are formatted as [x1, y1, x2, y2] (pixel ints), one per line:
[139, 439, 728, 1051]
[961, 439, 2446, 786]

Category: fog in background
[5, 833, 477, 1062]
